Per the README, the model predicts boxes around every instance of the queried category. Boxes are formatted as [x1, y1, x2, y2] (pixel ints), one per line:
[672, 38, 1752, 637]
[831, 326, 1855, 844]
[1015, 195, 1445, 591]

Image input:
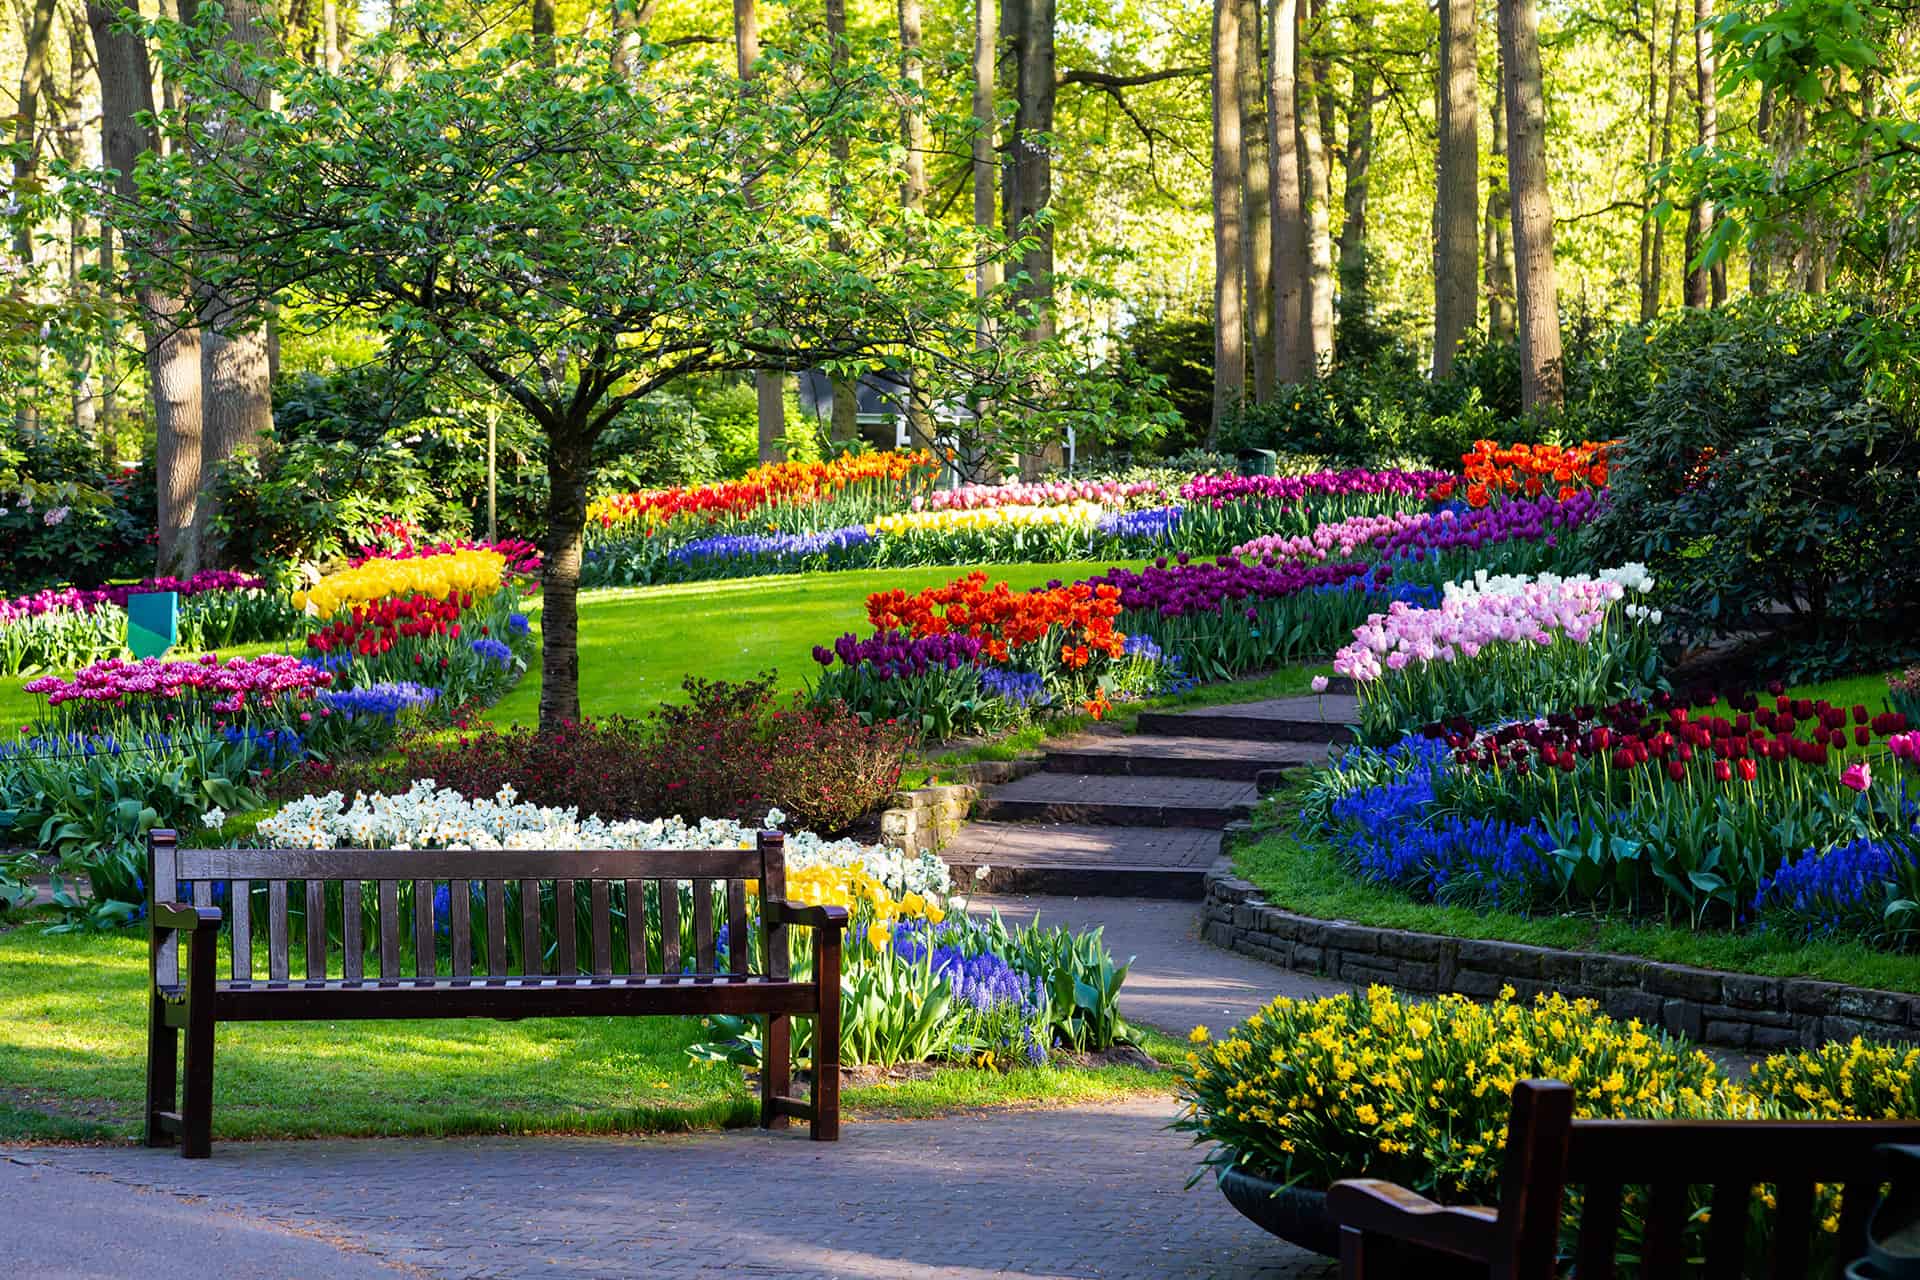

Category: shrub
[347, 675, 912, 835]
[1589, 295, 1920, 677]
[0, 431, 153, 591]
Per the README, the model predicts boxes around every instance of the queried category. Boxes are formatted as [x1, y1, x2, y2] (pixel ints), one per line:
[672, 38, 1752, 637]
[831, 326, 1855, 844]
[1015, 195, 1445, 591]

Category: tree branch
[1056, 65, 1205, 90]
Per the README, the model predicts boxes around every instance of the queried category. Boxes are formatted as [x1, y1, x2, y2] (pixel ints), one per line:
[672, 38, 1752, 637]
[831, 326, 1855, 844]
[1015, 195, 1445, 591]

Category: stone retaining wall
[879, 759, 1042, 853]
[1203, 856, 1920, 1052]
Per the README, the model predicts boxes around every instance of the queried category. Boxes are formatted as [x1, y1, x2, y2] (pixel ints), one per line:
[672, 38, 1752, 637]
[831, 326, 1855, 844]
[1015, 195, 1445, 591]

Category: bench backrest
[149, 829, 793, 988]
[1494, 1079, 1920, 1279]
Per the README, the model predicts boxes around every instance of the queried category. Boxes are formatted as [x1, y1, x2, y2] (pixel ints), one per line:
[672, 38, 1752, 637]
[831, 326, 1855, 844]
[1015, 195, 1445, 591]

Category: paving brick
[6, 1101, 1335, 1280]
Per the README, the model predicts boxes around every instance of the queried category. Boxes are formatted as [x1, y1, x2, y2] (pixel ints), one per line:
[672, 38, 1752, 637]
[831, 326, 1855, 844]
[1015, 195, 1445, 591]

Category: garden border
[1202, 836, 1920, 1052]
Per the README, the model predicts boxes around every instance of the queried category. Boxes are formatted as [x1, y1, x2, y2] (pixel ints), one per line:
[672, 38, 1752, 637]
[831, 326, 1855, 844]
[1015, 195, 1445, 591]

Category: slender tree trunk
[1005, 0, 1056, 342]
[1486, 44, 1515, 339]
[190, 0, 275, 568]
[826, 0, 859, 445]
[1298, 0, 1334, 368]
[1499, 0, 1564, 411]
[973, 0, 999, 310]
[91, 0, 202, 575]
[1210, 0, 1246, 439]
[1749, 83, 1772, 296]
[1268, 0, 1309, 384]
[1433, 0, 1479, 375]
[322, 0, 340, 70]
[11, 0, 59, 267]
[1236, 0, 1273, 401]
[533, 0, 556, 50]
[1684, 0, 1720, 305]
[1650, 0, 1680, 315]
[1337, 51, 1375, 310]
[896, 0, 933, 444]
[1636, 0, 1658, 320]
[538, 422, 592, 731]
[63, 32, 97, 443]
[733, 0, 786, 461]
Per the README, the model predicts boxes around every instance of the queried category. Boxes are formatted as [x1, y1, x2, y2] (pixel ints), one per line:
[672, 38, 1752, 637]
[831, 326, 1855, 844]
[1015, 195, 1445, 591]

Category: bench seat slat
[485, 880, 507, 975]
[623, 879, 644, 975]
[230, 879, 252, 982]
[268, 881, 290, 982]
[209, 974, 817, 1022]
[414, 878, 434, 978]
[520, 878, 541, 975]
[378, 880, 400, 979]
[450, 880, 471, 977]
[555, 880, 577, 974]
[342, 880, 362, 981]
[306, 880, 326, 980]
[178, 847, 762, 881]
[659, 881, 680, 976]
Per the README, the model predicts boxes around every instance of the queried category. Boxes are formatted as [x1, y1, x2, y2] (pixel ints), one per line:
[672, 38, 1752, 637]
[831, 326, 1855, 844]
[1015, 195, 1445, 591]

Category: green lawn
[484, 560, 1148, 725]
[0, 917, 1176, 1143]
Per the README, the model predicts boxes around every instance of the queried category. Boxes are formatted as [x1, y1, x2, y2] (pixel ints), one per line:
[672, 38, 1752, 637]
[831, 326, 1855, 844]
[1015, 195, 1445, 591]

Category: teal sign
[127, 592, 179, 660]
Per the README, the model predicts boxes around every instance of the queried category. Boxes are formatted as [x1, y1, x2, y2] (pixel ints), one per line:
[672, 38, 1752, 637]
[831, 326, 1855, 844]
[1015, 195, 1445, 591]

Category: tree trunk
[1433, 0, 1479, 375]
[896, 0, 932, 445]
[1499, 0, 1564, 411]
[733, 0, 786, 461]
[1236, 0, 1273, 401]
[538, 423, 593, 732]
[1485, 44, 1515, 339]
[1636, 0, 1658, 320]
[533, 0, 556, 53]
[1337, 52, 1375, 310]
[90, 0, 202, 575]
[972, 0, 999, 310]
[826, 0, 859, 445]
[1267, 0, 1309, 385]
[1749, 83, 1771, 296]
[1210, 0, 1247, 439]
[1649, 0, 1680, 316]
[191, 0, 275, 568]
[1684, 0, 1721, 306]
[1298, 0, 1334, 369]
[11, 0, 59, 267]
[322, 0, 340, 71]
[1004, 0, 1056, 340]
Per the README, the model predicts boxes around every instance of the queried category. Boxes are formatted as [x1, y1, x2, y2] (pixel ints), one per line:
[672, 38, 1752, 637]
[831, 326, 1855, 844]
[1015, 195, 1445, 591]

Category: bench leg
[180, 938, 217, 1158]
[810, 932, 841, 1142]
[761, 1013, 791, 1130]
[144, 994, 177, 1149]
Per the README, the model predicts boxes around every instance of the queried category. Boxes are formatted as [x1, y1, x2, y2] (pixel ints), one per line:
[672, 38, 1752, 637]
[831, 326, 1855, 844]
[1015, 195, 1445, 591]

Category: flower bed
[581, 462, 1462, 587]
[1176, 985, 1920, 1264]
[1429, 439, 1613, 507]
[1334, 565, 1662, 742]
[257, 782, 1131, 1070]
[1297, 682, 1918, 941]
[0, 571, 300, 677]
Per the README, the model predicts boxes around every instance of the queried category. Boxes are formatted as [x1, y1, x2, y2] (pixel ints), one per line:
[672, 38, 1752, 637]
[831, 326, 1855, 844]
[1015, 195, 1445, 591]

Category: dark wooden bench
[1328, 1078, 1920, 1278]
[145, 828, 846, 1158]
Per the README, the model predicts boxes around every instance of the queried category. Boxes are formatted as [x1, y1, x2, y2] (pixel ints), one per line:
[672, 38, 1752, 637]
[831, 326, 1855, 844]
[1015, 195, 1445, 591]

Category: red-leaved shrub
[273, 675, 910, 835]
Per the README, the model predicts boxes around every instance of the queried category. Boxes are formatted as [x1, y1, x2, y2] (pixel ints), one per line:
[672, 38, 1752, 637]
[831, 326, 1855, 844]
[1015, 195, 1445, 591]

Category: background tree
[1432, 0, 1477, 373]
[1208, 0, 1245, 434]
[1497, 0, 1562, 410]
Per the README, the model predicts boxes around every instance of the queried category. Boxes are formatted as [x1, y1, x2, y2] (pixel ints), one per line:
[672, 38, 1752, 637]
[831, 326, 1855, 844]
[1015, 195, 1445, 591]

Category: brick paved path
[5, 1100, 1335, 1280]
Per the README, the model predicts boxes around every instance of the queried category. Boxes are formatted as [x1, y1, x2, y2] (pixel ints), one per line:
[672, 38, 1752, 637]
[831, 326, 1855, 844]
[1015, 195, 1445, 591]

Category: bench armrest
[1326, 1178, 1500, 1262]
[764, 901, 850, 930]
[153, 901, 223, 933]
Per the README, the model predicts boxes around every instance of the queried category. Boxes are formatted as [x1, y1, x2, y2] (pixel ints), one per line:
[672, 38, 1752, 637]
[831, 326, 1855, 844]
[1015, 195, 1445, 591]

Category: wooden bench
[1328, 1078, 1920, 1278]
[145, 828, 846, 1158]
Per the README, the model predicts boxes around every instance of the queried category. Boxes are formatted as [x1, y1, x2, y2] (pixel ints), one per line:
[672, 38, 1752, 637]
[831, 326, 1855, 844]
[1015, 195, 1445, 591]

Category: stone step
[1041, 733, 1330, 781]
[1135, 693, 1358, 744]
[971, 772, 1257, 828]
[941, 822, 1217, 899]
